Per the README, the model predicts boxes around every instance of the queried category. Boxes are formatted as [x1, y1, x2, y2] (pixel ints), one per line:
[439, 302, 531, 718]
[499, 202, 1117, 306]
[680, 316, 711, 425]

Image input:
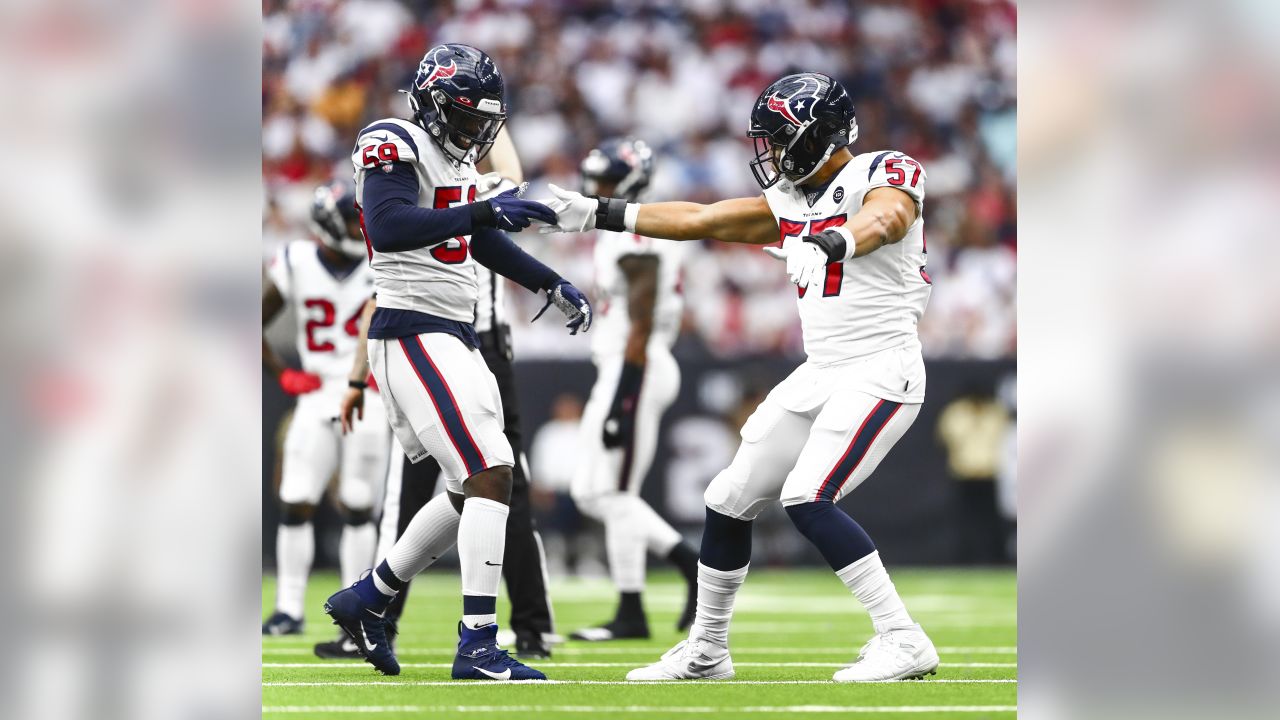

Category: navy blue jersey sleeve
[469, 227, 561, 293]
[362, 163, 475, 253]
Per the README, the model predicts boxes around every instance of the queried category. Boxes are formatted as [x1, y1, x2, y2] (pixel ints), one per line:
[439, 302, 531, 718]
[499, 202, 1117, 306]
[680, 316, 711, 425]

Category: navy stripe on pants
[399, 337, 487, 476]
[815, 399, 902, 502]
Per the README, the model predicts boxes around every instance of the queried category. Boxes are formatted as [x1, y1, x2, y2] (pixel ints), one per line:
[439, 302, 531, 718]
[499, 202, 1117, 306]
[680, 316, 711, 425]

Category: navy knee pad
[342, 507, 373, 526]
[279, 503, 314, 526]
[700, 507, 753, 571]
[785, 501, 875, 570]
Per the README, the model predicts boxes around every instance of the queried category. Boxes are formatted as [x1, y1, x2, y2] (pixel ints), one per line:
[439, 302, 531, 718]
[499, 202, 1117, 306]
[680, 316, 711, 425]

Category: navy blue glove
[532, 280, 593, 335]
[471, 184, 558, 233]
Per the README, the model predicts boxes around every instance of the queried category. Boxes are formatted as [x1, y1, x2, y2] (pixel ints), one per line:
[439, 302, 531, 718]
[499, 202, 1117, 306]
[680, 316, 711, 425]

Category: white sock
[386, 492, 461, 580]
[458, 497, 509, 627]
[693, 562, 748, 647]
[338, 521, 378, 587]
[605, 497, 648, 593]
[275, 523, 313, 620]
[629, 496, 683, 557]
[837, 551, 915, 633]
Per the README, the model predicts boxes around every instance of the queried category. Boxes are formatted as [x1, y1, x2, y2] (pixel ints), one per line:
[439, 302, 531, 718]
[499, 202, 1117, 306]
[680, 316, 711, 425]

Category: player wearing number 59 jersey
[538, 72, 938, 684]
[262, 182, 391, 637]
[323, 43, 591, 681]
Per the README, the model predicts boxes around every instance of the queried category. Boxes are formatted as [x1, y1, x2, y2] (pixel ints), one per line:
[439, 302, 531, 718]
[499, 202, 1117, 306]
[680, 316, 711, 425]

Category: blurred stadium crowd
[263, 0, 1016, 359]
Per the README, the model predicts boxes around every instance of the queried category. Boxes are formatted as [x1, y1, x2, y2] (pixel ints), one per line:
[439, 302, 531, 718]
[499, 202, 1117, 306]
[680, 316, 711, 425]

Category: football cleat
[452, 622, 547, 680]
[832, 624, 940, 682]
[515, 631, 552, 659]
[262, 611, 303, 636]
[625, 633, 735, 681]
[313, 635, 361, 660]
[570, 617, 650, 642]
[323, 586, 400, 676]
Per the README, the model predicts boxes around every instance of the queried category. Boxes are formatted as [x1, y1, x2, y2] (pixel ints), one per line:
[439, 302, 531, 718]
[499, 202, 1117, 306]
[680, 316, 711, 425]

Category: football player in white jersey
[322, 44, 591, 680]
[262, 182, 390, 636]
[567, 139, 702, 642]
[539, 72, 939, 683]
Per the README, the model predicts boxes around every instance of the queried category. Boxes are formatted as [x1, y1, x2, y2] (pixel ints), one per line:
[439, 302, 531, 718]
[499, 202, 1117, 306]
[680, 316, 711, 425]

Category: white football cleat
[833, 624, 940, 682]
[626, 634, 735, 681]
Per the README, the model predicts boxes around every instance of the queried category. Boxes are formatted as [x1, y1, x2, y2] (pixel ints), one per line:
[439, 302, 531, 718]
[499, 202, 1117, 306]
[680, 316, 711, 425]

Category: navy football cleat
[452, 622, 547, 681]
[323, 586, 400, 675]
[262, 611, 303, 636]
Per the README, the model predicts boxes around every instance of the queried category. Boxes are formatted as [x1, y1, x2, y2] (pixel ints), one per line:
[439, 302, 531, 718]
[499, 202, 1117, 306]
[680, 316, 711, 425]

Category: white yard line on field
[263, 645, 1017, 656]
[263, 705, 1018, 714]
[264, 679, 1016, 687]
[265, 662, 1016, 669]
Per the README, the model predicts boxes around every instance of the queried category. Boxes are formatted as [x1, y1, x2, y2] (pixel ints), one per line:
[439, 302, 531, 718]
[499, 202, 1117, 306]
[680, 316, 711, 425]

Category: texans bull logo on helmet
[764, 76, 822, 128]
[415, 54, 458, 90]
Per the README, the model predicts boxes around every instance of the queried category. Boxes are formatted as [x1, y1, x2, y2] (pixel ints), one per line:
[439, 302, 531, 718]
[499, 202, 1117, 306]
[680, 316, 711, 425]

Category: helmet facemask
[404, 88, 506, 165]
[748, 114, 858, 190]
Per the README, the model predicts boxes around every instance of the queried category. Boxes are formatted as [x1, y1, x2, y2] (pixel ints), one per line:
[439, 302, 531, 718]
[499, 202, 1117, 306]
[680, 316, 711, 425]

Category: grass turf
[263, 567, 1016, 718]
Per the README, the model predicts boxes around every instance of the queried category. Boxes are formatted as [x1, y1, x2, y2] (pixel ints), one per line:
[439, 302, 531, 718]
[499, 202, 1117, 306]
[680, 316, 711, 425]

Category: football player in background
[539, 73, 939, 683]
[262, 183, 390, 636]
[568, 139, 700, 642]
[322, 44, 591, 680]
[336, 126, 559, 660]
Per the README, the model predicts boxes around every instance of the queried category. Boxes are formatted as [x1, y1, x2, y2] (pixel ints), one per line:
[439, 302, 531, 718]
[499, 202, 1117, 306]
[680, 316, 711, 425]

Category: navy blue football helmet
[310, 181, 365, 258]
[406, 44, 506, 164]
[580, 138, 654, 201]
[747, 73, 857, 189]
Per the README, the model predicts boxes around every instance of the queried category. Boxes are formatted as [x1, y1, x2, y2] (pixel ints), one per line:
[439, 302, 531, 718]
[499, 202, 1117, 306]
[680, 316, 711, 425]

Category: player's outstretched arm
[537, 186, 779, 245]
[839, 186, 918, 258]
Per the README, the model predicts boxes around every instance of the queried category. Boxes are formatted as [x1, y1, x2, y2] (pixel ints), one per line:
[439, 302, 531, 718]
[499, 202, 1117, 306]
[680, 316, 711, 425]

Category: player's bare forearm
[348, 297, 376, 382]
[846, 187, 918, 258]
[262, 279, 287, 378]
[635, 196, 778, 245]
[619, 255, 658, 365]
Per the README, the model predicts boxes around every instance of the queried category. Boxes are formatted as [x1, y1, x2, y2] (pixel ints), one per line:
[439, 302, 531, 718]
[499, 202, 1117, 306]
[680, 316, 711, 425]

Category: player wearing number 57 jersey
[262, 183, 391, 637]
[322, 43, 592, 681]
[538, 72, 938, 684]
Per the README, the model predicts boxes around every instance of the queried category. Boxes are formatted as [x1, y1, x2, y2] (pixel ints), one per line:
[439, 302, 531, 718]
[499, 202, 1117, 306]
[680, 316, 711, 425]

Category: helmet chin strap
[790, 142, 836, 186]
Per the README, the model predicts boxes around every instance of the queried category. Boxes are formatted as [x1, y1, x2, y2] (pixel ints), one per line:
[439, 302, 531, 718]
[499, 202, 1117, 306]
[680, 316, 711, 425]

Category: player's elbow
[872, 203, 912, 246]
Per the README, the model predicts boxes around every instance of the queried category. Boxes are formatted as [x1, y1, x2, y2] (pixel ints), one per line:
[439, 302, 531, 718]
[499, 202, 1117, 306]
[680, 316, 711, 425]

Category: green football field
[262, 567, 1016, 718]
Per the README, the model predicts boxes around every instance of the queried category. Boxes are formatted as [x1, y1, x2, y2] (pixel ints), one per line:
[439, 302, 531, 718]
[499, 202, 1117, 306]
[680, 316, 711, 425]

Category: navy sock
[353, 561, 403, 612]
[785, 501, 876, 570]
[700, 507, 753, 571]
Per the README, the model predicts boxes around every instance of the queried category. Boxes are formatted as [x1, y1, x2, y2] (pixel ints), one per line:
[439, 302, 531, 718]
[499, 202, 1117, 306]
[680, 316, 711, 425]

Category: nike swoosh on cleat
[484, 560, 502, 566]
[476, 667, 511, 680]
[361, 622, 377, 651]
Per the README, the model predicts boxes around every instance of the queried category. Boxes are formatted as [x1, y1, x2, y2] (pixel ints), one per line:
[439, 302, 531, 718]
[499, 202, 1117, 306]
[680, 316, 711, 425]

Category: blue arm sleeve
[469, 227, 561, 293]
[362, 163, 475, 253]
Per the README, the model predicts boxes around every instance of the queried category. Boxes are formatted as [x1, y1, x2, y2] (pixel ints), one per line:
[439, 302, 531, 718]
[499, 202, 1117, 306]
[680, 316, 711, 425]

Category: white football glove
[535, 183, 599, 233]
[763, 241, 829, 289]
[476, 172, 517, 200]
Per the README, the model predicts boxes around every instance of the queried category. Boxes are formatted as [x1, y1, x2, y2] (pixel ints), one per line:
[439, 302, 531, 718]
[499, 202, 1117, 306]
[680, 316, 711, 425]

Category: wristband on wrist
[594, 196, 630, 232]
[469, 199, 496, 228]
[803, 226, 855, 262]
[348, 379, 368, 390]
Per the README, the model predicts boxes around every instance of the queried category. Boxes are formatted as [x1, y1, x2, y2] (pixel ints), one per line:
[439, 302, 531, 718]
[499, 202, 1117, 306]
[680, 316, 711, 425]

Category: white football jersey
[266, 239, 376, 386]
[762, 149, 932, 366]
[351, 118, 481, 323]
[590, 230, 685, 357]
